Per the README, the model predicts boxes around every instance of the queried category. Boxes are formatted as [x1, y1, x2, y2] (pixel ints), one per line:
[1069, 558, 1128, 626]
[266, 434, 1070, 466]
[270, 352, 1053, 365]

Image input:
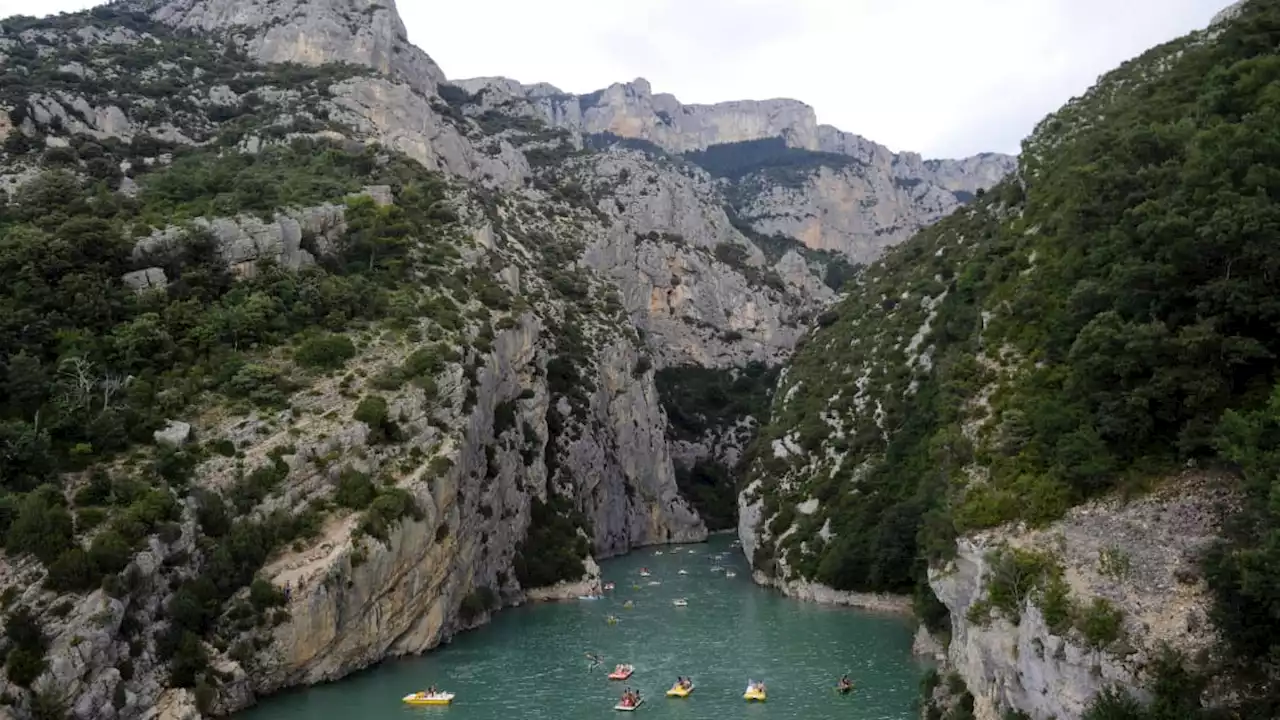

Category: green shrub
[5, 648, 45, 687]
[459, 586, 497, 622]
[7, 488, 75, 565]
[334, 469, 377, 510]
[353, 395, 397, 443]
[513, 495, 590, 588]
[493, 400, 517, 436]
[45, 548, 97, 592]
[248, 578, 285, 611]
[294, 334, 356, 370]
[357, 488, 423, 542]
[1077, 597, 1124, 649]
[76, 506, 107, 532]
[4, 607, 46, 687]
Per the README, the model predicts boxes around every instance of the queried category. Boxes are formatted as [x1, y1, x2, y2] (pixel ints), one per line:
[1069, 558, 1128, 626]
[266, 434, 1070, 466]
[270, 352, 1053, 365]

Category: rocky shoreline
[521, 557, 604, 603]
[751, 570, 914, 616]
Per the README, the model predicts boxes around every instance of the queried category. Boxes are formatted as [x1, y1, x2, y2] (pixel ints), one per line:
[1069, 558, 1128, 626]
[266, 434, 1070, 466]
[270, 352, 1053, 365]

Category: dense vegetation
[513, 494, 592, 588]
[684, 137, 859, 186]
[750, 2, 1280, 715]
[655, 363, 779, 528]
[0, 124, 483, 698]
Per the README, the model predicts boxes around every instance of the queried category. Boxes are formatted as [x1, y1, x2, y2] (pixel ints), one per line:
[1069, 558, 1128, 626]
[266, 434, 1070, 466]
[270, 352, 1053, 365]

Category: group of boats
[607, 665, 771, 710]
[403, 540, 849, 711]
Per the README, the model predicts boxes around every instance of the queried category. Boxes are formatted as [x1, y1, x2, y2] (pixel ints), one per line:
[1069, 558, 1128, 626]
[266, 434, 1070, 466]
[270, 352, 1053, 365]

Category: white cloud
[2, 0, 1232, 157]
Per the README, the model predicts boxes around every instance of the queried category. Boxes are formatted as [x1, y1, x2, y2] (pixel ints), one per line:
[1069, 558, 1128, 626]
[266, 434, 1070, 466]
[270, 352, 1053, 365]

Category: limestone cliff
[450, 75, 1015, 264]
[928, 476, 1234, 720]
[140, 0, 446, 94]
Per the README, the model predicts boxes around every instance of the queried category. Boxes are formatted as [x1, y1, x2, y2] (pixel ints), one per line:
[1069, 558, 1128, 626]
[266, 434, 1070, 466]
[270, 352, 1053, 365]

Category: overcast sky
[3, 0, 1231, 158]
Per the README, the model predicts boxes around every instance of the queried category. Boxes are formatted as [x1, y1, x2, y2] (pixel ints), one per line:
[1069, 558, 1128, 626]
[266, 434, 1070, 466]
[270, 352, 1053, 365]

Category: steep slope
[452, 75, 1016, 264]
[0, 6, 709, 719]
[742, 1, 1280, 718]
[0, 1, 1016, 718]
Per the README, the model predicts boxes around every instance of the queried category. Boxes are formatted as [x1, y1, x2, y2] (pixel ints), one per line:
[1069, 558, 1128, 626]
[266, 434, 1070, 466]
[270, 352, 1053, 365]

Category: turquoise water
[238, 535, 927, 719]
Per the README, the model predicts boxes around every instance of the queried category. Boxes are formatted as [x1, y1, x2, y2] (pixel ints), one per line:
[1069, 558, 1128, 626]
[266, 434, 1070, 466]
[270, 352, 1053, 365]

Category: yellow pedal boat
[743, 684, 766, 702]
[403, 691, 454, 706]
[666, 683, 694, 698]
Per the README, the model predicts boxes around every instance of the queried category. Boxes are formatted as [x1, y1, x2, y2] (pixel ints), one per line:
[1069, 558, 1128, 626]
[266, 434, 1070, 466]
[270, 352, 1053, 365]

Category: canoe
[403, 692, 454, 706]
[666, 684, 694, 698]
[614, 698, 645, 711]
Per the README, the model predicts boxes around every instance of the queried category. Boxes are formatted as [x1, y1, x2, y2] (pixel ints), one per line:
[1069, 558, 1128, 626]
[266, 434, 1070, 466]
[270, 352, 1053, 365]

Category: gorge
[0, 1, 1276, 720]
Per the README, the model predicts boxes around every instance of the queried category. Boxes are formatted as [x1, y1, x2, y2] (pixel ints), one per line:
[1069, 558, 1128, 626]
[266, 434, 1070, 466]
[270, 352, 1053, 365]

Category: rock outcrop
[141, 0, 446, 94]
[931, 476, 1234, 720]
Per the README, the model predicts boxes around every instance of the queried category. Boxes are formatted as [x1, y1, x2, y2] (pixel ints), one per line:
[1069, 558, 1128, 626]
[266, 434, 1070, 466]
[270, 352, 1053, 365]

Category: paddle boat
[673, 598, 688, 607]
[744, 681, 767, 702]
[710, 565, 723, 572]
[639, 568, 651, 577]
[604, 582, 616, 591]
[647, 581, 661, 586]
[654, 550, 664, 556]
[403, 690, 454, 706]
[677, 569, 688, 575]
[607, 615, 619, 625]
[623, 600, 635, 609]
[725, 570, 737, 578]
[608, 664, 635, 681]
[666, 678, 694, 698]
[614, 691, 644, 711]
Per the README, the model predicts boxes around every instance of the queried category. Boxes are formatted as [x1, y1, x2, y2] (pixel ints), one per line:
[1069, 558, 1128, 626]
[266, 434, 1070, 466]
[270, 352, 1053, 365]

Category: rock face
[141, 0, 446, 93]
[572, 151, 830, 369]
[238, 314, 703, 700]
[931, 476, 1234, 720]
[452, 76, 1016, 263]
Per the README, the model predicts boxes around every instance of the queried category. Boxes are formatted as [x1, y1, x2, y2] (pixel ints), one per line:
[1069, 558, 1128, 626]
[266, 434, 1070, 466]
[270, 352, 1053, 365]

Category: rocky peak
[131, 0, 445, 92]
[1212, 0, 1248, 26]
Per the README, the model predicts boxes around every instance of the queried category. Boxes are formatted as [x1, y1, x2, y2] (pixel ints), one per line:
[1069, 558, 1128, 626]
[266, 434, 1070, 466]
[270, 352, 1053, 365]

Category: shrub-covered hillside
[0, 5, 710, 715]
[744, 1, 1280, 715]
